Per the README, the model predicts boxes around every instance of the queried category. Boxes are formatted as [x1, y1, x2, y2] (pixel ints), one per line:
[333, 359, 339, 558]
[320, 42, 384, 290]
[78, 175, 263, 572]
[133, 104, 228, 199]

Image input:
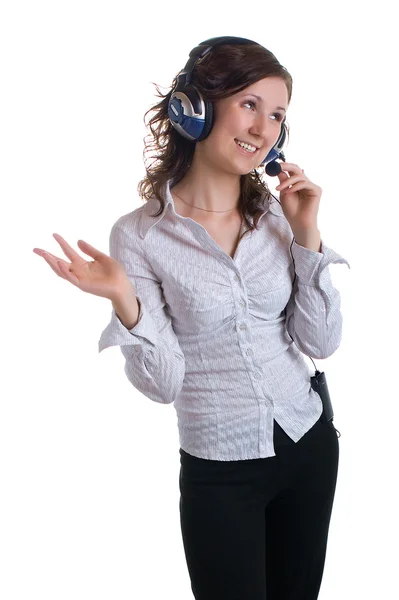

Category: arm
[111, 284, 140, 330]
[285, 238, 351, 359]
[98, 220, 185, 405]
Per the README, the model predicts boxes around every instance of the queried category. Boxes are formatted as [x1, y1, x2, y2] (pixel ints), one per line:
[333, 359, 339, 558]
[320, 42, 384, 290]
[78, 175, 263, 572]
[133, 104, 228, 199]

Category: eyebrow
[243, 93, 287, 112]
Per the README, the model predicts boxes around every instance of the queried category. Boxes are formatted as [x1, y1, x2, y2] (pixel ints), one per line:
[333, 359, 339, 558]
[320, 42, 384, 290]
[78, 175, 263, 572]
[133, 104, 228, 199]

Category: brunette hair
[137, 42, 293, 237]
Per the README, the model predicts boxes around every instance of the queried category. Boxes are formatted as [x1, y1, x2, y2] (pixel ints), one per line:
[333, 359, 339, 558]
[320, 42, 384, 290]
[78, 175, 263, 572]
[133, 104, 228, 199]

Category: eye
[243, 101, 284, 122]
[243, 100, 257, 111]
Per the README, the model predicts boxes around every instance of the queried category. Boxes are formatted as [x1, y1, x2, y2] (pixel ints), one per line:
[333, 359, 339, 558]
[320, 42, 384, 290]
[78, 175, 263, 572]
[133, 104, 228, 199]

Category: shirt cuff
[291, 239, 351, 285]
[98, 297, 161, 353]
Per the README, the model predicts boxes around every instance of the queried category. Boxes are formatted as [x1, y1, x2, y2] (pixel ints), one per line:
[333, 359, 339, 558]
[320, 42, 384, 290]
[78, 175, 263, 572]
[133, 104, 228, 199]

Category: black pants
[179, 414, 339, 600]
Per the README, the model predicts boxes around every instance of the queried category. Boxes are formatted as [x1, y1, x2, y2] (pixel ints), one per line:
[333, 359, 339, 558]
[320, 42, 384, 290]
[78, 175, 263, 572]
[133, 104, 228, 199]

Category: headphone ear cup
[168, 82, 209, 142]
[196, 99, 214, 141]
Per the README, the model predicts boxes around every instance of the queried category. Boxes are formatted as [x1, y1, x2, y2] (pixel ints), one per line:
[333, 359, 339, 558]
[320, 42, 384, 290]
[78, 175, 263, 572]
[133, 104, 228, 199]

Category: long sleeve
[284, 238, 351, 359]
[98, 219, 186, 405]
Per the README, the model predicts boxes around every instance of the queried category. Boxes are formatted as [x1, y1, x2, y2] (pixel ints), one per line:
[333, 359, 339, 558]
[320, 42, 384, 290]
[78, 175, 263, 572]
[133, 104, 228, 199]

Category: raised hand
[33, 233, 132, 301]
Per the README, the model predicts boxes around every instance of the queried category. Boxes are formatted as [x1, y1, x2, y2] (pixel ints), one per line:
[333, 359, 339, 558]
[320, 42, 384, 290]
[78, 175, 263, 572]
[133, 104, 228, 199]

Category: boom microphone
[265, 159, 282, 177]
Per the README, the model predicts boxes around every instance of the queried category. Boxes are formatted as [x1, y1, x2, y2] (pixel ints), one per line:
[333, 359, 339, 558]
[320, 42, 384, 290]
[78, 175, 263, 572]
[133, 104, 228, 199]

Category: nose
[249, 112, 279, 145]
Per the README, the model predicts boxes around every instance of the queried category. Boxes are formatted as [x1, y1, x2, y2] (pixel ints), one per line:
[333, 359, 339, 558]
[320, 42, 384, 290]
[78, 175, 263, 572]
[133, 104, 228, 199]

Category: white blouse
[99, 180, 350, 460]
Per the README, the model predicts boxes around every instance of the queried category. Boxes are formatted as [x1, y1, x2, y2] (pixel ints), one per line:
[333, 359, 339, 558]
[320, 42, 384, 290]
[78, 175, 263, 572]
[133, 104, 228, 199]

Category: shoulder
[110, 197, 161, 240]
[267, 197, 284, 217]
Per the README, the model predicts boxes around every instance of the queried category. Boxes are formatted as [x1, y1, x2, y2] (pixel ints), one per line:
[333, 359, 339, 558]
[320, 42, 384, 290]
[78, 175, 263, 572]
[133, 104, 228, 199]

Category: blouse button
[254, 372, 262, 380]
[239, 323, 247, 330]
[246, 348, 253, 356]
[239, 300, 245, 308]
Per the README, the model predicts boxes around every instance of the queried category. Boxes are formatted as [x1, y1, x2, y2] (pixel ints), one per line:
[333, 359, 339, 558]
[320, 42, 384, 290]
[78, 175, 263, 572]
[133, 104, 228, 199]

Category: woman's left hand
[275, 162, 322, 232]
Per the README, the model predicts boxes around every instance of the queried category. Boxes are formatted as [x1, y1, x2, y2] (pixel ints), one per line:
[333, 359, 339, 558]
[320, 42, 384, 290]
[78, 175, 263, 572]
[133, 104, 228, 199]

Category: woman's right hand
[33, 233, 133, 301]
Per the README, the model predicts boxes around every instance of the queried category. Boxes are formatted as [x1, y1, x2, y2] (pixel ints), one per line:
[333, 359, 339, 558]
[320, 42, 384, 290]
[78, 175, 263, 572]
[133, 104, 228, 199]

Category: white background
[1, 1, 398, 598]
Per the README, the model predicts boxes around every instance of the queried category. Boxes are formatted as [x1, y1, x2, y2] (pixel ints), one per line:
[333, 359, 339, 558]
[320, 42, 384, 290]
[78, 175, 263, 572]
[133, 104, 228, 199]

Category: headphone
[167, 35, 287, 171]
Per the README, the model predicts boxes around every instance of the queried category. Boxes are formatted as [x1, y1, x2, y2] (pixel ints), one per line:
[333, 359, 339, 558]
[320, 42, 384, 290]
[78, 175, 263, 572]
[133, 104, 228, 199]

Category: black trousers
[179, 414, 339, 600]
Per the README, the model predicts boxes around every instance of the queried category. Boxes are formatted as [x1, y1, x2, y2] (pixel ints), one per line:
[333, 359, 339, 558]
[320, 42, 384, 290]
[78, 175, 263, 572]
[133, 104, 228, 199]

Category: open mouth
[234, 138, 259, 154]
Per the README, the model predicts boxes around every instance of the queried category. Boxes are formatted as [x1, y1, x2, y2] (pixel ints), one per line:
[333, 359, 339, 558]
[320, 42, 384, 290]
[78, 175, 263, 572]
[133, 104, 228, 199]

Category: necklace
[172, 190, 237, 213]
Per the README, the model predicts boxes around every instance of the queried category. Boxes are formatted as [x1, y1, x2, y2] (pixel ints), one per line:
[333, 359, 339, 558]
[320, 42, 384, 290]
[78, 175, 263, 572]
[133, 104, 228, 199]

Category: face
[197, 77, 289, 175]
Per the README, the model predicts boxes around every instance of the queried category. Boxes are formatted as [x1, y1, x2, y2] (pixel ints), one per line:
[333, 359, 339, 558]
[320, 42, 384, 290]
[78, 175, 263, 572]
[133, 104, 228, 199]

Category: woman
[33, 36, 350, 599]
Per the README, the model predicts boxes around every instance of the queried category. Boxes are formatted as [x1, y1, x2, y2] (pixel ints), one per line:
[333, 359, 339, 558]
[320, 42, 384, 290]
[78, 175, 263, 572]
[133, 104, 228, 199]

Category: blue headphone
[167, 35, 287, 168]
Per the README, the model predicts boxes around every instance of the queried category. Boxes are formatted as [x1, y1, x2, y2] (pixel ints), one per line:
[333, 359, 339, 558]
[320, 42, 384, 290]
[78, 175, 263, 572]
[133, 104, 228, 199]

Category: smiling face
[197, 76, 289, 175]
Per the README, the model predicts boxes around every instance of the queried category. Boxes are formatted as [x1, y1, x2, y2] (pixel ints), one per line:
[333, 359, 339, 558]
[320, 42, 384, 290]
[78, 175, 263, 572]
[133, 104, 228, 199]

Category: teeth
[235, 139, 257, 152]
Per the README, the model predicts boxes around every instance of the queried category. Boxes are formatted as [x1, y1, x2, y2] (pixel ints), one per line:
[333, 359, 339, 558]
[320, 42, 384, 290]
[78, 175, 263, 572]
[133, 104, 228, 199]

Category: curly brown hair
[137, 41, 293, 239]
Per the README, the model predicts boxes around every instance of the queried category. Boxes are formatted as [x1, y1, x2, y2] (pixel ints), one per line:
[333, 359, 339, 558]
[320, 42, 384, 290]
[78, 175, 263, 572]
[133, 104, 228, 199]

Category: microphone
[265, 160, 282, 177]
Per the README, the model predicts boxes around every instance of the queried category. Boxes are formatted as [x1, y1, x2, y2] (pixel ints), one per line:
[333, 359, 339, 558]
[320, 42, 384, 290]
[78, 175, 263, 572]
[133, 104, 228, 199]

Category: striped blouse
[98, 180, 350, 460]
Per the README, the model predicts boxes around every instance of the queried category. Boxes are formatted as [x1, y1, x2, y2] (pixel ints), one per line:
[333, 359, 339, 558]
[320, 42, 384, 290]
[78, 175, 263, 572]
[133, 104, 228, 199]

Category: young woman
[33, 36, 350, 600]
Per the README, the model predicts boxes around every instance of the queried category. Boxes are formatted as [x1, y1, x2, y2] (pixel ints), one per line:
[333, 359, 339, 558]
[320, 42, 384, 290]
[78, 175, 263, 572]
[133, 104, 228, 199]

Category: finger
[33, 248, 70, 268]
[77, 239, 107, 260]
[276, 175, 305, 190]
[57, 260, 80, 286]
[279, 162, 303, 174]
[281, 182, 308, 193]
[52, 233, 86, 264]
[282, 182, 320, 197]
[40, 251, 69, 280]
[276, 172, 289, 184]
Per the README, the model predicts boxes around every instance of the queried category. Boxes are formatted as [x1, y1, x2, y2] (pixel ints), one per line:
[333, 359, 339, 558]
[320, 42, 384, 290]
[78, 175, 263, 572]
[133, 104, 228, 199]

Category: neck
[171, 160, 241, 214]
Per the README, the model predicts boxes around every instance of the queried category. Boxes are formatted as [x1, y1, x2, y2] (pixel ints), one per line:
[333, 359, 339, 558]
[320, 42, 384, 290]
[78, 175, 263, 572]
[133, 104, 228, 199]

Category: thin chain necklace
[172, 190, 237, 213]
